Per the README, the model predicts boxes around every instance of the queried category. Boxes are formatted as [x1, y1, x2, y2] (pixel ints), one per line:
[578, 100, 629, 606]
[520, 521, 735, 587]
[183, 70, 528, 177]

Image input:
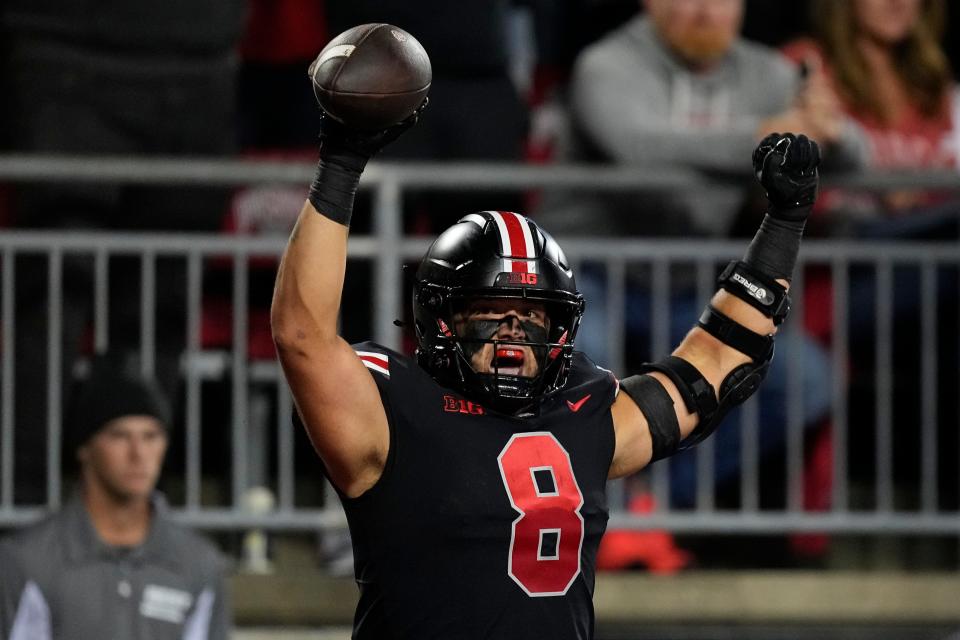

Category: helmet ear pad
[412, 212, 584, 413]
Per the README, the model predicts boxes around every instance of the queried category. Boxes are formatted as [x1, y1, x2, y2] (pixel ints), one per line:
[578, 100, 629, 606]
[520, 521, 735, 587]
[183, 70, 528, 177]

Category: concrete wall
[231, 571, 960, 627]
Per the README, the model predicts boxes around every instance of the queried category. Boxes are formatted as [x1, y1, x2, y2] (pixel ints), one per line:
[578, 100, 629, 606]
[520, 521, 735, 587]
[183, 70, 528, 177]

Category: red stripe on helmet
[499, 211, 529, 273]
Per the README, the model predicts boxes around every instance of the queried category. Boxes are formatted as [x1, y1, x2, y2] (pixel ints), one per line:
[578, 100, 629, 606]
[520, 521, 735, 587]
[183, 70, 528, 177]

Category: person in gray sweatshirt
[546, 0, 868, 238]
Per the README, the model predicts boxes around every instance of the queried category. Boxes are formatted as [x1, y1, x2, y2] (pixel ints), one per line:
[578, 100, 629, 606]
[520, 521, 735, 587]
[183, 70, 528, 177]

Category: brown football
[308, 23, 432, 130]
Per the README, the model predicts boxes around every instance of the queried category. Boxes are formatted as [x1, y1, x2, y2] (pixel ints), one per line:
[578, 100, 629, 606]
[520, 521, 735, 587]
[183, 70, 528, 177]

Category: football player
[271, 102, 818, 638]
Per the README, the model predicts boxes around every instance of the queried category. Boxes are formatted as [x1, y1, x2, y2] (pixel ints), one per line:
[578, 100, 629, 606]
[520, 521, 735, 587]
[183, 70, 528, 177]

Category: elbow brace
[633, 251, 785, 454]
[637, 305, 775, 451]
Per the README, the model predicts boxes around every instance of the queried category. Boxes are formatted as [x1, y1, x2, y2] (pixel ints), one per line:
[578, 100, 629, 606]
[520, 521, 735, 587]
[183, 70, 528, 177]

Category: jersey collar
[61, 491, 182, 571]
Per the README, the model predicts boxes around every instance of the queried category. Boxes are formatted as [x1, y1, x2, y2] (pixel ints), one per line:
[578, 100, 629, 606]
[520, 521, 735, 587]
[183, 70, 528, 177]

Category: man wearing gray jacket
[546, 0, 869, 236]
[0, 357, 230, 640]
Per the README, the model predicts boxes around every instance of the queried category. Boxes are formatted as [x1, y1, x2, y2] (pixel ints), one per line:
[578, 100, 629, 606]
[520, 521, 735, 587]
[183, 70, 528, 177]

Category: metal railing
[0, 156, 957, 535]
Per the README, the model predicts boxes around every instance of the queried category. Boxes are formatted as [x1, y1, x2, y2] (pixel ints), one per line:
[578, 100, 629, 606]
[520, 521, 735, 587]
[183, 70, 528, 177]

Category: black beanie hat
[70, 355, 171, 452]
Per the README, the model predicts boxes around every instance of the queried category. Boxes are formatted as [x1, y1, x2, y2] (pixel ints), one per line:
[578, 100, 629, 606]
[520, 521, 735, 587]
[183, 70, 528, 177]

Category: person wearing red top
[780, 0, 959, 558]
[782, 0, 958, 341]
[781, 0, 958, 330]
[782, 0, 957, 221]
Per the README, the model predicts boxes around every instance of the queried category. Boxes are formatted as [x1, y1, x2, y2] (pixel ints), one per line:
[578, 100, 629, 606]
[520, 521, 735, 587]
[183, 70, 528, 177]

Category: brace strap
[640, 356, 717, 426]
[717, 260, 791, 325]
[619, 374, 680, 462]
[698, 305, 774, 362]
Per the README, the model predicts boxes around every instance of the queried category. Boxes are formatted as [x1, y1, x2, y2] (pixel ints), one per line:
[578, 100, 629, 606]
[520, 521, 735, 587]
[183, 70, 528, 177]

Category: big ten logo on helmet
[443, 395, 485, 415]
[496, 272, 538, 286]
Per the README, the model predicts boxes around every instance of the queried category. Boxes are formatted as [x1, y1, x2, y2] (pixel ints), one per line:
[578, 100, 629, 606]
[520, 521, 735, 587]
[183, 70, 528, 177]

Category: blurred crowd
[2, 0, 960, 236]
[0, 0, 958, 577]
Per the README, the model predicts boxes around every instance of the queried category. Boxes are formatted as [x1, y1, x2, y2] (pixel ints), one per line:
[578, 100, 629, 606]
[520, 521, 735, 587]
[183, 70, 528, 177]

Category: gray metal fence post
[2, 250, 15, 509]
[47, 249, 63, 509]
[373, 176, 403, 350]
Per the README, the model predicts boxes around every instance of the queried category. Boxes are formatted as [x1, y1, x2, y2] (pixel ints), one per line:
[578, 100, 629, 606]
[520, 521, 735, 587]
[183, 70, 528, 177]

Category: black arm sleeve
[619, 374, 681, 462]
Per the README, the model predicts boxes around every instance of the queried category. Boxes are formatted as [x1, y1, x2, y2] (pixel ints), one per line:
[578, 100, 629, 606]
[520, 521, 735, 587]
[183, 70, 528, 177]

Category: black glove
[743, 133, 819, 282]
[319, 99, 428, 172]
[753, 132, 820, 219]
[309, 99, 428, 225]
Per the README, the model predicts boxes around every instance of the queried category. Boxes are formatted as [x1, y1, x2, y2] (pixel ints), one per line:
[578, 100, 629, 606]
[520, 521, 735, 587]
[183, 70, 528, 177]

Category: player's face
[645, 0, 743, 68]
[79, 416, 168, 503]
[853, 0, 923, 45]
[454, 298, 550, 378]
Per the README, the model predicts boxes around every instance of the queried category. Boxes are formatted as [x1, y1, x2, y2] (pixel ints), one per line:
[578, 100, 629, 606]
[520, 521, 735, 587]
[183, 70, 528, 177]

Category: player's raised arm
[271, 91, 425, 499]
[609, 133, 819, 477]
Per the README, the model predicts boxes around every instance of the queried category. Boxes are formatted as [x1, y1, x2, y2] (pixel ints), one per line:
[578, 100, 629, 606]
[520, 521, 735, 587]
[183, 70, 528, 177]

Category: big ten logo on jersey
[443, 395, 485, 415]
[495, 272, 538, 286]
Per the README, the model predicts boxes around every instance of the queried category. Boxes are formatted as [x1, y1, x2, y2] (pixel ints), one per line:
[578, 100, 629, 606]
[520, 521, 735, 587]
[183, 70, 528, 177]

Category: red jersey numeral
[497, 432, 585, 597]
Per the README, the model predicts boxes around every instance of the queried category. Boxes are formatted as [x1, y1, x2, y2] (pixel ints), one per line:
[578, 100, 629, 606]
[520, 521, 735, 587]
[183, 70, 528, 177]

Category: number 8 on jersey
[497, 432, 585, 597]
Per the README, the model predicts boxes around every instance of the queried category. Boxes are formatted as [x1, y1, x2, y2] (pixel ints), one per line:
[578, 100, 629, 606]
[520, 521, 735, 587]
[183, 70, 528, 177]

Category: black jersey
[341, 342, 618, 640]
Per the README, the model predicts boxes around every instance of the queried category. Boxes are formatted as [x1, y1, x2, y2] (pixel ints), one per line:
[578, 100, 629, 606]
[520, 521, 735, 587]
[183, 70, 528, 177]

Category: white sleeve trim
[10, 581, 51, 640]
[355, 350, 390, 378]
[180, 588, 215, 640]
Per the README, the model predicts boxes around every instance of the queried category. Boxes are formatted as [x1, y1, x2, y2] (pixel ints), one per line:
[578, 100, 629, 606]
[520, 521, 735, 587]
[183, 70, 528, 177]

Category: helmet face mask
[413, 212, 583, 414]
[456, 312, 548, 377]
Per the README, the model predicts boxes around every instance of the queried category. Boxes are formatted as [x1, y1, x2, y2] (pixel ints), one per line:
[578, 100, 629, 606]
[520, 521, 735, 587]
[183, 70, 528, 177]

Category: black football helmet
[413, 211, 584, 413]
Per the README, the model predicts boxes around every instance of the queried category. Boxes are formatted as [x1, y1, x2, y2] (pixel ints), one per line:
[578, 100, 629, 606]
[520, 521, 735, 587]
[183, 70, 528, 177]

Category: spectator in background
[780, 0, 959, 346]
[780, 0, 958, 342]
[0, 0, 247, 503]
[783, 0, 958, 230]
[545, 0, 867, 240]
[535, 0, 868, 565]
[0, 356, 230, 640]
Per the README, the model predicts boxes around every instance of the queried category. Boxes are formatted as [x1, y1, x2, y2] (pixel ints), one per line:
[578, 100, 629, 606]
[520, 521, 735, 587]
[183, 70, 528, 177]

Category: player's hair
[811, 0, 951, 123]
